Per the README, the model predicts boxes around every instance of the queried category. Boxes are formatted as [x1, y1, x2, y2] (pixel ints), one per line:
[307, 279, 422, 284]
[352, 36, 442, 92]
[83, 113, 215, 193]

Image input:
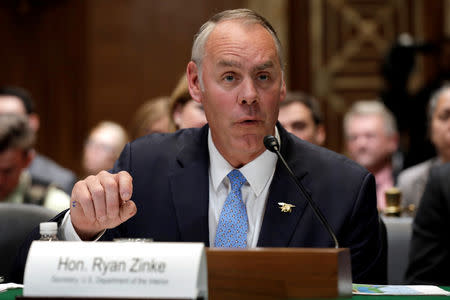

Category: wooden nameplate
[206, 248, 352, 299]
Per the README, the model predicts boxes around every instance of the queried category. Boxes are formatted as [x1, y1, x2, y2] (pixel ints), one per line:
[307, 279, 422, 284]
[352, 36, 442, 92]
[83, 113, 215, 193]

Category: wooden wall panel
[84, 0, 245, 136]
[0, 0, 87, 176]
[1, 0, 247, 176]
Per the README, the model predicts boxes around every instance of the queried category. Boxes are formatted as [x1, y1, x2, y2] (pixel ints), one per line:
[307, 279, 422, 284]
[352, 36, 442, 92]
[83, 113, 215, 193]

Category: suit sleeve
[405, 165, 450, 285]
[348, 172, 387, 284]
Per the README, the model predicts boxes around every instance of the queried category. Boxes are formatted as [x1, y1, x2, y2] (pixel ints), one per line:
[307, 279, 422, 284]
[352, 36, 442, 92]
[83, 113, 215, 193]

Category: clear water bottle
[39, 222, 59, 241]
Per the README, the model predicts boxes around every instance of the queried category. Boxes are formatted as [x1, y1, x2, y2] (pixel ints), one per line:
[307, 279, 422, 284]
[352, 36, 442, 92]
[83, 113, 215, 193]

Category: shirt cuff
[59, 210, 106, 241]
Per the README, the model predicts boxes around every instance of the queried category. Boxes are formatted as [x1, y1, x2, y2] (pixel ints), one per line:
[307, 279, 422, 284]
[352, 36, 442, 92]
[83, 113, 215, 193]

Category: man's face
[188, 20, 286, 167]
[0, 95, 39, 132]
[0, 148, 32, 200]
[345, 115, 397, 172]
[431, 90, 450, 162]
[82, 127, 124, 175]
[0, 96, 27, 115]
[279, 102, 325, 145]
[174, 99, 207, 129]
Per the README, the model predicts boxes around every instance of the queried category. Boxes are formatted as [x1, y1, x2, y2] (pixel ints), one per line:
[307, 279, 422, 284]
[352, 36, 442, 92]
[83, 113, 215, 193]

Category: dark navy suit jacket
[12, 124, 386, 284]
[406, 163, 450, 285]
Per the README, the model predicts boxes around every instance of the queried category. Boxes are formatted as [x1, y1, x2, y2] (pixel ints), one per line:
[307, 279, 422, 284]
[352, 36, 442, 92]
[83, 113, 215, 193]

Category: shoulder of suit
[131, 127, 205, 146]
[397, 158, 435, 185]
[31, 153, 76, 179]
[426, 163, 450, 198]
[433, 163, 450, 181]
[127, 127, 208, 161]
[284, 132, 368, 176]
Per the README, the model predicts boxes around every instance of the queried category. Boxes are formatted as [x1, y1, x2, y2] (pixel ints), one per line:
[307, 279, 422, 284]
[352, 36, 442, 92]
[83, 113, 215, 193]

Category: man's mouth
[237, 119, 262, 126]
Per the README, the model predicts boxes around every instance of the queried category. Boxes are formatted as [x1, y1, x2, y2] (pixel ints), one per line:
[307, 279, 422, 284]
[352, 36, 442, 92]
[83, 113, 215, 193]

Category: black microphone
[264, 135, 339, 248]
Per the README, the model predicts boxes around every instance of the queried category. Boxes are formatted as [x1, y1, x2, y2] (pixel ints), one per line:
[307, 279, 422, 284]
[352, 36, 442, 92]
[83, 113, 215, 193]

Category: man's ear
[186, 61, 203, 104]
[280, 78, 287, 102]
[389, 132, 400, 152]
[28, 113, 40, 133]
[316, 125, 326, 146]
[23, 149, 36, 169]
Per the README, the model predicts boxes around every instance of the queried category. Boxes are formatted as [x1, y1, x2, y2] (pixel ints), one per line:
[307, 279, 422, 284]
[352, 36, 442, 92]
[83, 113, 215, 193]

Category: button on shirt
[61, 128, 279, 245]
[208, 129, 278, 247]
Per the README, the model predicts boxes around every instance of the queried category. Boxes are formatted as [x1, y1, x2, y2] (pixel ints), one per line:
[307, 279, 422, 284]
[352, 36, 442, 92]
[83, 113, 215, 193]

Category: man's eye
[258, 74, 269, 81]
[224, 75, 234, 82]
[292, 121, 306, 130]
[438, 111, 450, 122]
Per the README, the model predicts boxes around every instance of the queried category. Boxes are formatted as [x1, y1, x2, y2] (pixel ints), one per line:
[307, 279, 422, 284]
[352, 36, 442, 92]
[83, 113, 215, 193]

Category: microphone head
[263, 135, 279, 153]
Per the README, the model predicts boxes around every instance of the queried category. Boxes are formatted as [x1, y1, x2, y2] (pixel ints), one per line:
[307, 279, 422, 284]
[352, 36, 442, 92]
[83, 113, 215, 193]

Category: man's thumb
[119, 200, 137, 223]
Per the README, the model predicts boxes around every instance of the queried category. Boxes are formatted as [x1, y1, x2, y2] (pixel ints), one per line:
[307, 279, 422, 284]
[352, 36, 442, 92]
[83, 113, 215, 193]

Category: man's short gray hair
[191, 8, 284, 87]
[343, 100, 398, 137]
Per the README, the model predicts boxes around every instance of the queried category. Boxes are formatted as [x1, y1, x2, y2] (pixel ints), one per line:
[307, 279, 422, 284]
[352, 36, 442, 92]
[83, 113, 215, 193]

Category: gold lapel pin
[278, 202, 296, 213]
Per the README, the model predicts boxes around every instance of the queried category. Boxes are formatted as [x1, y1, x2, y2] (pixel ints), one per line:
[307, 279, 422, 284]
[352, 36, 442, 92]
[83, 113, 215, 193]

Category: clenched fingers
[70, 170, 135, 238]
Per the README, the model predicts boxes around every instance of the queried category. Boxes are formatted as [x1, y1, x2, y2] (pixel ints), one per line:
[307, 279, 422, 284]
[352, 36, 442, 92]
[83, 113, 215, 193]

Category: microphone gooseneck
[263, 135, 339, 248]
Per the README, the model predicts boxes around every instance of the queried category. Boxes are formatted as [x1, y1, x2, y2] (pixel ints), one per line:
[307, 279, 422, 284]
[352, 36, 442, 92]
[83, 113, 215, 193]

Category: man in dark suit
[406, 163, 450, 285]
[13, 8, 386, 284]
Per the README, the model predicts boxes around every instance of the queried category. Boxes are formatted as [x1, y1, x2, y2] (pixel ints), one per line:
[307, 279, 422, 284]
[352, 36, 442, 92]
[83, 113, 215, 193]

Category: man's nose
[238, 78, 258, 105]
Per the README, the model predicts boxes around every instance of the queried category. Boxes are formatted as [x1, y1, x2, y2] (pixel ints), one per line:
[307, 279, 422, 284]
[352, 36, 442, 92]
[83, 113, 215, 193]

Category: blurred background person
[169, 73, 207, 130]
[381, 35, 450, 169]
[278, 91, 326, 146]
[0, 86, 77, 195]
[344, 100, 401, 211]
[0, 114, 69, 211]
[128, 96, 173, 140]
[398, 84, 450, 214]
[405, 163, 450, 285]
[82, 121, 128, 177]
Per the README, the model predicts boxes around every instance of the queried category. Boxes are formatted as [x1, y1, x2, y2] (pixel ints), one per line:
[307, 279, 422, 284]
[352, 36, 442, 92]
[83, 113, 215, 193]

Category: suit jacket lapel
[258, 125, 311, 247]
[169, 127, 211, 246]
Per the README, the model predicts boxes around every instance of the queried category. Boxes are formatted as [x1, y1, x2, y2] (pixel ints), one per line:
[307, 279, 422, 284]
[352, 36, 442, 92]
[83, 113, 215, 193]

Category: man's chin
[232, 135, 265, 153]
[355, 158, 375, 169]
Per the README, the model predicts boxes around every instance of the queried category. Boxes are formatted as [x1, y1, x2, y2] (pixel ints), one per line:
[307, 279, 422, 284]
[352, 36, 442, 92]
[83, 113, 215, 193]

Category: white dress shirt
[61, 128, 279, 246]
[208, 130, 278, 247]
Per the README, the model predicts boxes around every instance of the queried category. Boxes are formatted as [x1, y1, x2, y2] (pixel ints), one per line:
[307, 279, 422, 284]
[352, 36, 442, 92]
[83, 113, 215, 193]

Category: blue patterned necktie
[214, 169, 248, 248]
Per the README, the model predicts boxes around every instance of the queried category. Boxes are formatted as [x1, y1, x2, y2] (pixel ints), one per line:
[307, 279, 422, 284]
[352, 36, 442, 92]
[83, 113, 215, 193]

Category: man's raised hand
[70, 170, 136, 240]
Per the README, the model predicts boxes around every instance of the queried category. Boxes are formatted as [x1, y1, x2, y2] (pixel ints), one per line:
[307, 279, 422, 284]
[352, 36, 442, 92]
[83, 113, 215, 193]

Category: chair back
[0, 203, 56, 281]
[382, 216, 413, 284]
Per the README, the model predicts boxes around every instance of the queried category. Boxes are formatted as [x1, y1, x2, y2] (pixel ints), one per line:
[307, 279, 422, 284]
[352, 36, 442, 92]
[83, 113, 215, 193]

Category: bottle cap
[40, 222, 58, 235]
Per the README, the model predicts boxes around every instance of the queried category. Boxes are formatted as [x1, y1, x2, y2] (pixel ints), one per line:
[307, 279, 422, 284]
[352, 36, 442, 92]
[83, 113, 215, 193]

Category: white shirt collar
[208, 128, 279, 196]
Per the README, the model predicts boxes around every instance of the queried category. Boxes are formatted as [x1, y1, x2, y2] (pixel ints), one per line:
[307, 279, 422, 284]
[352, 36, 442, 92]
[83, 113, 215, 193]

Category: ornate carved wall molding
[307, 0, 424, 151]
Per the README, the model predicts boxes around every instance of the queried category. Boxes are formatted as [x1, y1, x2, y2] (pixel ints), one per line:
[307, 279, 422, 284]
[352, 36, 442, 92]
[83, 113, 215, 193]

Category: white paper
[0, 283, 23, 292]
[352, 284, 450, 295]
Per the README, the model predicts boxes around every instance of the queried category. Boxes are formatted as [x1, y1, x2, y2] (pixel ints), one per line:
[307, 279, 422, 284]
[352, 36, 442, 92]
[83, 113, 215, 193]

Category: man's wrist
[60, 211, 106, 241]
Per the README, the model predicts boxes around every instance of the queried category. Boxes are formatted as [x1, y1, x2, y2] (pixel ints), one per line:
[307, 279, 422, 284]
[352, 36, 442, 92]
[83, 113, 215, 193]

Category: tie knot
[227, 169, 246, 190]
